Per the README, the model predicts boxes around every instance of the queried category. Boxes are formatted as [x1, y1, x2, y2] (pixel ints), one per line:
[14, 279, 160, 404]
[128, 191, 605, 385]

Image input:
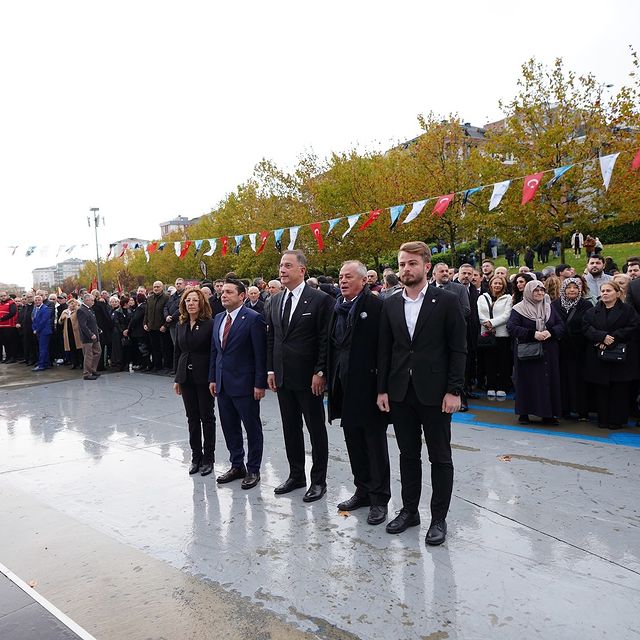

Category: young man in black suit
[266, 250, 333, 502]
[326, 260, 391, 525]
[377, 241, 467, 546]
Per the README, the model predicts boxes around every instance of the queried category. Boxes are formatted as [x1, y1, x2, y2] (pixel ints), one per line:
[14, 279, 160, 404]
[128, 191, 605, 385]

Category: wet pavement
[1, 366, 639, 639]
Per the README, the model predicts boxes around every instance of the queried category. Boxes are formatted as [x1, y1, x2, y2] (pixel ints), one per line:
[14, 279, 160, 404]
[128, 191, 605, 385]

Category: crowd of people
[1, 241, 638, 547]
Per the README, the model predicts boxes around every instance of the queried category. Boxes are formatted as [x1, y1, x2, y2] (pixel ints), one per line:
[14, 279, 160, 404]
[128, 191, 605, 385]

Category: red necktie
[221, 313, 232, 349]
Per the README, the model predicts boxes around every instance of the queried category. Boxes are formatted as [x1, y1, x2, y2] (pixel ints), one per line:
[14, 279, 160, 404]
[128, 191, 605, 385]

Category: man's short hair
[283, 250, 307, 267]
[588, 253, 604, 262]
[384, 273, 399, 286]
[459, 263, 473, 271]
[434, 262, 449, 270]
[555, 264, 571, 276]
[482, 259, 494, 266]
[225, 278, 246, 295]
[398, 241, 431, 262]
[214, 278, 224, 284]
[342, 260, 367, 278]
[83, 293, 93, 302]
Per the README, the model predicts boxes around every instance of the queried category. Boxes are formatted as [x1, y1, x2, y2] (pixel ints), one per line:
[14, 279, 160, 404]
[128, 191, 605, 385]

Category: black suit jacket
[266, 284, 333, 390]
[625, 278, 640, 314]
[244, 298, 265, 315]
[377, 285, 467, 406]
[173, 318, 214, 385]
[327, 288, 388, 425]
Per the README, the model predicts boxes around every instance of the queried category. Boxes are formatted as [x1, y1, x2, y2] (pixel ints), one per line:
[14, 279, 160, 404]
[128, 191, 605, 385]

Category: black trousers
[148, 330, 165, 369]
[390, 382, 453, 521]
[595, 382, 630, 427]
[0, 327, 18, 360]
[342, 417, 391, 506]
[23, 330, 37, 364]
[484, 337, 512, 392]
[276, 386, 328, 486]
[181, 380, 216, 464]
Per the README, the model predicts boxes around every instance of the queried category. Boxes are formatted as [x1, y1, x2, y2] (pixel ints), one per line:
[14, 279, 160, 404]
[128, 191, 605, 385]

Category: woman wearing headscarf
[582, 281, 639, 430]
[551, 278, 592, 421]
[507, 280, 564, 425]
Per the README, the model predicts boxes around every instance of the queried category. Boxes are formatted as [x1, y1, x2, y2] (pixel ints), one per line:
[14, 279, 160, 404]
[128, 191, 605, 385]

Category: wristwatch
[316, 371, 324, 377]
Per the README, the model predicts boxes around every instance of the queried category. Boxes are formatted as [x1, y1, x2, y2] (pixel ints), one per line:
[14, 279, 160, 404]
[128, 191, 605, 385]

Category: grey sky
[2, 0, 639, 287]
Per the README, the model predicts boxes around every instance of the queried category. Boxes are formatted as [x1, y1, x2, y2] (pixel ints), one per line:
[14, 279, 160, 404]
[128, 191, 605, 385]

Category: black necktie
[282, 292, 292, 333]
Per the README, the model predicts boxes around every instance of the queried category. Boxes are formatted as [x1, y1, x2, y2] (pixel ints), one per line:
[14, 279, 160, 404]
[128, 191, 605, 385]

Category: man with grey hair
[327, 260, 390, 524]
[244, 286, 265, 315]
[264, 280, 283, 321]
[77, 293, 101, 380]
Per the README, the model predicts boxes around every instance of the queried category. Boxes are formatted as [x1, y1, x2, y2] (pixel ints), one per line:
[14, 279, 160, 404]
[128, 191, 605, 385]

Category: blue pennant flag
[546, 164, 573, 188]
[389, 205, 405, 230]
[462, 186, 483, 206]
[327, 218, 341, 234]
[194, 239, 203, 254]
[233, 235, 243, 255]
[158, 242, 166, 251]
[274, 228, 284, 252]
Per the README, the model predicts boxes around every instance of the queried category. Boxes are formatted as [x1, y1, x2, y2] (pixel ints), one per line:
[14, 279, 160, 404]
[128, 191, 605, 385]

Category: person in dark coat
[91, 290, 113, 371]
[173, 288, 215, 475]
[507, 280, 564, 425]
[582, 280, 639, 430]
[125, 294, 150, 370]
[326, 261, 390, 525]
[551, 278, 592, 421]
[18, 293, 36, 365]
[112, 296, 133, 371]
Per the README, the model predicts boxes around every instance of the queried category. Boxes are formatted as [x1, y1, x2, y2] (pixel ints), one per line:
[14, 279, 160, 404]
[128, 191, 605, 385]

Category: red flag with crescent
[118, 243, 128, 258]
[178, 240, 192, 260]
[221, 236, 228, 257]
[632, 149, 640, 171]
[431, 194, 454, 217]
[522, 172, 544, 205]
[147, 242, 158, 254]
[358, 209, 381, 231]
[255, 231, 269, 255]
[310, 222, 324, 250]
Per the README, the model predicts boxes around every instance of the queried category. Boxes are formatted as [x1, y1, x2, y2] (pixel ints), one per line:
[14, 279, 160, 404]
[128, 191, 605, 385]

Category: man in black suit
[377, 241, 467, 546]
[327, 261, 390, 524]
[267, 250, 333, 502]
[456, 263, 481, 402]
[244, 286, 266, 315]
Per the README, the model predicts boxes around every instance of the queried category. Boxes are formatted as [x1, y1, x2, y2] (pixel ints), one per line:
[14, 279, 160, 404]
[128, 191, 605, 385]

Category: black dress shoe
[241, 471, 260, 489]
[216, 466, 246, 483]
[200, 462, 214, 476]
[425, 519, 447, 546]
[367, 505, 388, 525]
[518, 414, 530, 424]
[83, 375, 98, 380]
[189, 462, 201, 475]
[337, 493, 370, 511]
[274, 478, 306, 495]
[92, 372, 101, 377]
[303, 483, 327, 503]
[385, 508, 420, 534]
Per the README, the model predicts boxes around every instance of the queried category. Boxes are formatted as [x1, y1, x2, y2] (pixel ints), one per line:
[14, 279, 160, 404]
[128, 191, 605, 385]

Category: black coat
[93, 299, 113, 335]
[377, 285, 467, 405]
[326, 289, 388, 425]
[173, 318, 214, 385]
[266, 285, 333, 390]
[127, 303, 147, 338]
[625, 278, 640, 314]
[244, 298, 265, 315]
[507, 306, 564, 417]
[551, 298, 592, 355]
[582, 300, 639, 384]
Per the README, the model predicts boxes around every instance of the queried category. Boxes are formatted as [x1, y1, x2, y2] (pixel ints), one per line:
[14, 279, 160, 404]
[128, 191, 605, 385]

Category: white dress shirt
[218, 304, 243, 344]
[402, 283, 429, 340]
[282, 281, 306, 323]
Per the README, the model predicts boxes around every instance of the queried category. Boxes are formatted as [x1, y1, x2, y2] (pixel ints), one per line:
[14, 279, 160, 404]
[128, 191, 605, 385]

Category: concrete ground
[0, 363, 638, 639]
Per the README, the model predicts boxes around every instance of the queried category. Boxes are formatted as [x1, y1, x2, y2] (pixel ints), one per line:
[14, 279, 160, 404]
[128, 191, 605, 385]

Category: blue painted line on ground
[467, 403, 513, 414]
[453, 413, 640, 448]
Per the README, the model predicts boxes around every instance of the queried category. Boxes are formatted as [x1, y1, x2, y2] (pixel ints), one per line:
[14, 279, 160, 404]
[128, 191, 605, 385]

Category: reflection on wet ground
[1, 371, 639, 639]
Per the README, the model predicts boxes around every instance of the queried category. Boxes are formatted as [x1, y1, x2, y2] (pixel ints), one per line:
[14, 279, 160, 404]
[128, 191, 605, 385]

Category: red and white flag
[220, 236, 228, 257]
[310, 222, 324, 250]
[431, 194, 454, 217]
[521, 172, 544, 205]
[118, 243, 128, 258]
[179, 240, 192, 260]
[358, 209, 381, 231]
[632, 149, 640, 171]
[256, 231, 269, 254]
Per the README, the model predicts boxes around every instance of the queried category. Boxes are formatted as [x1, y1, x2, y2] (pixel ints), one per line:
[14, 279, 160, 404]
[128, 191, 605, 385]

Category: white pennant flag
[488, 180, 511, 211]
[143, 245, 150, 262]
[174, 241, 182, 257]
[203, 239, 216, 256]
[402, 199, 427, 225]
[288, 226, 300, 251]
[249, 233, 257, 252]
[342, 214, 360, 239]
[599, 153, 619, 190]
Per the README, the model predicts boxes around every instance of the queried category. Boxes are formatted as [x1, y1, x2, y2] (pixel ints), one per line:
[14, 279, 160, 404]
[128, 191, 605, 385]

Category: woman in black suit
[551, 277, 593, 421]
[173, 288, 215, 475]
[582, 280, 639, 430]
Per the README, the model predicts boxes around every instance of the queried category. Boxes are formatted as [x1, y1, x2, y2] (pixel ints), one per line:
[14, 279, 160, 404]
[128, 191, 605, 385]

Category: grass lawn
[493, 241, 640, 275]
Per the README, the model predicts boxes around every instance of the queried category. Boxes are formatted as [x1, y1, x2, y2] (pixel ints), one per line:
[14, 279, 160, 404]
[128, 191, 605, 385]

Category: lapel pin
[431, 299, 436, 303]
[360, 311, 368, 319]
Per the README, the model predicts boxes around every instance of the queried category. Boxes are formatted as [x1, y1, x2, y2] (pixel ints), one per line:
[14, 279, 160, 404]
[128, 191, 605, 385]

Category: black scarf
[332, 294, 360, 345]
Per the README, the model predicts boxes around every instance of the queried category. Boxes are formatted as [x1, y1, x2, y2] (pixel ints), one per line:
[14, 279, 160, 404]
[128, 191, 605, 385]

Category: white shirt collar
[287, 281, 306, 300]
[402, 282, 429, 302]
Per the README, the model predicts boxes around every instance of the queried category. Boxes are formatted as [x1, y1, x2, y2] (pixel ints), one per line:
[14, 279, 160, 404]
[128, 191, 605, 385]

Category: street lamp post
[88, 207, 102, 291]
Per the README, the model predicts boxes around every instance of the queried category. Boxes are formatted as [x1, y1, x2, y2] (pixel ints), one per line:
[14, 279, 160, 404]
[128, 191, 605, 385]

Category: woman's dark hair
[512, 273, 534, 304]
[119, 295, 130, 308]
[136, 293, 146, 305]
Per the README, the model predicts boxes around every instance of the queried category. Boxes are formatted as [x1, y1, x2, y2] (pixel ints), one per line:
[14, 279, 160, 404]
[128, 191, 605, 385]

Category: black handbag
[598, 343, 626, 362]
[517, 341, 544, 360]
[477, 294, 497, 349]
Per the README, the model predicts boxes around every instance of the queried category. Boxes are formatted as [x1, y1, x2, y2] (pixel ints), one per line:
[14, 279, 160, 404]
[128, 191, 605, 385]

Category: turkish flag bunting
[147, 242, 158, 254]
[179, 240, 192, 260]
[431, 194, 455, 217]
[90, 277, 98, 292]
[521, 172, 545, 205]
[256, 231, 269, 255]
[118, 243, 128, 258]
[358, 209, 381, 231]
[632, 149, 640, 171]
[221, 236, 228, 257]
[310, 223, 324, 250]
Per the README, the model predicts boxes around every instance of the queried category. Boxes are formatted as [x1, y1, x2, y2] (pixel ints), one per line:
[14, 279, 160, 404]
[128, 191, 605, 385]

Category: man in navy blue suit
[31, 294, 53, 371]
[209, 279, 267, 489]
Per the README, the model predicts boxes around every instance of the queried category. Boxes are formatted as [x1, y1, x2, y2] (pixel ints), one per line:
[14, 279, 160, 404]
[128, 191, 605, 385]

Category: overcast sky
[1, 0, 639, 287]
